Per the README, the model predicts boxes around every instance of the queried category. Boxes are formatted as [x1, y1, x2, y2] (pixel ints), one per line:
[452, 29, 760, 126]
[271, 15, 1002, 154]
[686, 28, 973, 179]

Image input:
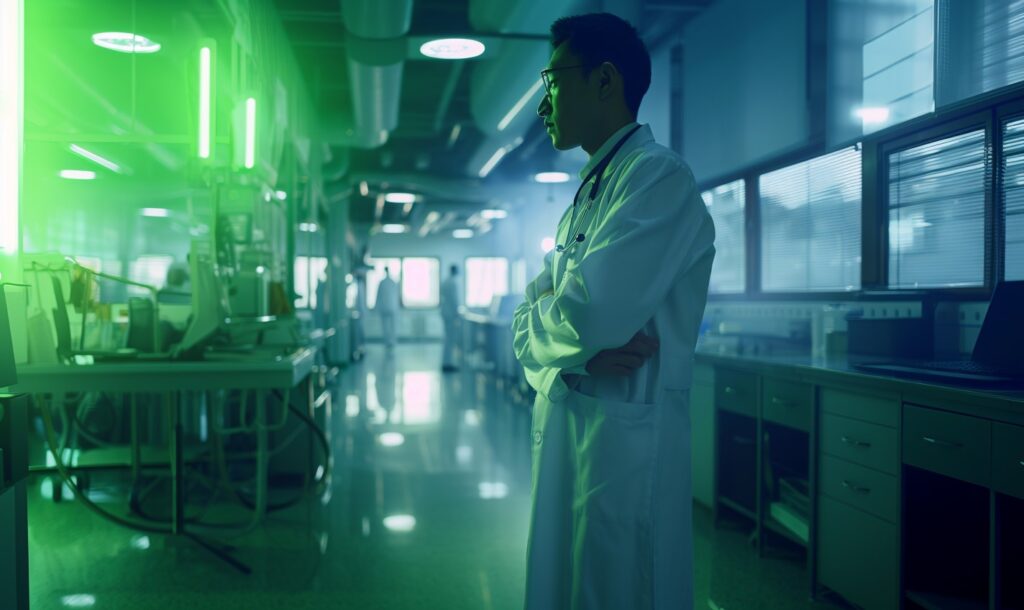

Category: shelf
[905, 590, 987, 610]
[718, 495, 756, 520]
[765, 503, 808, 547]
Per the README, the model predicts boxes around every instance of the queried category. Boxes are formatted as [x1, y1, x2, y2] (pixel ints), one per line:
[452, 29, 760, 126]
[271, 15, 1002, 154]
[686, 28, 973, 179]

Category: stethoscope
[556, 124, 644, 254]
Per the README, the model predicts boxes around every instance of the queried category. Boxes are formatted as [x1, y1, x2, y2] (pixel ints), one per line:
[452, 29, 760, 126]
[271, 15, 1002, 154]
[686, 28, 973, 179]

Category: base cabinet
[817, 495, 898, 610]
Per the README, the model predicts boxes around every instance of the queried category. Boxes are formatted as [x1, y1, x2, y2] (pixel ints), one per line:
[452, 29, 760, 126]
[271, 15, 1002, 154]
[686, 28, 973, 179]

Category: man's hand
[584, 332, 659, 376]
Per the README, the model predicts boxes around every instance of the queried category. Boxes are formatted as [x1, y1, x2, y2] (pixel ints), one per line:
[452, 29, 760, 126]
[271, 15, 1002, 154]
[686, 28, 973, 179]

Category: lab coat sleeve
[522, 154, 710, 371]
[512, 250, 574, 400]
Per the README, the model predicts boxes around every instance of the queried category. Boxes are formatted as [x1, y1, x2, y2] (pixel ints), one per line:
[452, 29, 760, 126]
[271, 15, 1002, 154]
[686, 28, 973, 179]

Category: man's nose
[537, 93, 551, 118]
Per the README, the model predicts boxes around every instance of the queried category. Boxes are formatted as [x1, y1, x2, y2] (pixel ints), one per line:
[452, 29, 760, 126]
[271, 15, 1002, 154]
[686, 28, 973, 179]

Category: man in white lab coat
[376, 267, 400, 350]
[512, 13, 715, 610]
[440, 264, 462, 372]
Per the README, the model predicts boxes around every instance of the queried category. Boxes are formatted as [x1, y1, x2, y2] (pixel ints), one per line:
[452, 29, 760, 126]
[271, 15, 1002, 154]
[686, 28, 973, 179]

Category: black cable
[229, 391, 332, 513]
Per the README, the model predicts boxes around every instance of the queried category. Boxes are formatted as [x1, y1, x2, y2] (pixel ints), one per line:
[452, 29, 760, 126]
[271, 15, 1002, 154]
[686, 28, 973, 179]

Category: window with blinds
[759, 146, 862, 292]
[1004, 118, 1024, 281]
[701, 180, 745, 294]
[888, 129, 989, 288]
[937, 0, 1024, 107]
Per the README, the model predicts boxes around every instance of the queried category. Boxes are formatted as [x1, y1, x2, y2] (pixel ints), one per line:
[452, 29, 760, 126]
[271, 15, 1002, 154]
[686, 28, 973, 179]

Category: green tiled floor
[27, 344, 841, 609]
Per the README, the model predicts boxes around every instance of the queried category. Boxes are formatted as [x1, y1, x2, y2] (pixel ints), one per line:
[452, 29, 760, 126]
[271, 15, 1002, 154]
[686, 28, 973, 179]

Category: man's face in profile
[537, 43, 591, 151]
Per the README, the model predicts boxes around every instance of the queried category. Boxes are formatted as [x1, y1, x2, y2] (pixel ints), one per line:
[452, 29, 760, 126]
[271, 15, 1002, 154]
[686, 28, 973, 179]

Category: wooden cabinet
[820, 412, 898, 475]
[761, 377, 811, 432]
[903, 404, 991, 488]
[715, 368, 757, 416]
[992, 422, 1024, 502]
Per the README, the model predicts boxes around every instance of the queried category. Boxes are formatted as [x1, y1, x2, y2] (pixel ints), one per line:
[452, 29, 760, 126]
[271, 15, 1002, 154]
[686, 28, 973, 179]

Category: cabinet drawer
[820, 387, 897, 428]
[819, 454, 898, 522]
[903, 405, 991, 487]
[820, 412, 898, 475]
[993, 422, 1024, 500]
[715, 368, 756, 417]
[818, 496, 898, 610]
[761, 378, 811, 432]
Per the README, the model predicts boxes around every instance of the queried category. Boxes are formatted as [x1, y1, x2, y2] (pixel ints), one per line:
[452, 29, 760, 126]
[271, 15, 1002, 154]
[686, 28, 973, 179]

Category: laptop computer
[854, 280, 1024, 386]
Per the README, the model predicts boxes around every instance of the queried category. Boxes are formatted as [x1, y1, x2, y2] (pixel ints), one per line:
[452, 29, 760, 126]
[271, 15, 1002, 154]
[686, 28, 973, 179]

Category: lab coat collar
[578, 122, 651, 180]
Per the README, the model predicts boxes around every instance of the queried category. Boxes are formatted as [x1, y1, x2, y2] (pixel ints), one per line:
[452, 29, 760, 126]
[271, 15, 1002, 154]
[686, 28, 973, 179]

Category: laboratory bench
[692, 348, 1024, 610]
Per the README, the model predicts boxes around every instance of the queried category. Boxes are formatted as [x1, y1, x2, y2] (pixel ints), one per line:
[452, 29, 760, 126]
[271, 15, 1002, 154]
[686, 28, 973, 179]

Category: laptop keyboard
[916, 360, 998, 374]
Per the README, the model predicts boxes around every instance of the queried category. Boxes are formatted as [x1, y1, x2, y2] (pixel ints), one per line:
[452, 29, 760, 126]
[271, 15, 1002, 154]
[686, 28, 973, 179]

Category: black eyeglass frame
[540, 64, 586, 96]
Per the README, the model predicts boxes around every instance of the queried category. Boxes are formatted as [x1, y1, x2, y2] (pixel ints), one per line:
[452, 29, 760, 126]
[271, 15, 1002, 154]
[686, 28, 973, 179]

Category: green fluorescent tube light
[419, 38, 485, 60]
[452, 229, 474, 239]
[140, 208, 169, 217]
[0, 0, 22, 256]
[198, 47, 211, 158]
[498, 78, 543, 131]
[381, 224, 407, 234]
[244, 97, 256, 169]
[92, 32, 161, 54]
[59, 169, 96, 180]
[70, 144, 120, 173]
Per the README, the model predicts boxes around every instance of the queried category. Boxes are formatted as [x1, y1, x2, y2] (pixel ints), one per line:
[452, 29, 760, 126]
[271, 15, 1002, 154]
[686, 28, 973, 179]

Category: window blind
[1004, 118, 1024, 280]
[887, 129, 988, 288]
[702, 179, 745, 294]
[759, 146, 862, 292]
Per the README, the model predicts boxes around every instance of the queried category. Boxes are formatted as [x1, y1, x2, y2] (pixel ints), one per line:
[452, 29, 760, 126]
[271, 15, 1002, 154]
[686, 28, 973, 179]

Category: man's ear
[597, 61, 619, 100]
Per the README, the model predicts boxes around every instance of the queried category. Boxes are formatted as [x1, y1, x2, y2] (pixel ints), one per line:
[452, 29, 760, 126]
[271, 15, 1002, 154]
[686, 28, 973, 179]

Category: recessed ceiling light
[59, 170, 96, 180]
[384, 192, 416, 204]
[534, 171, 571, 183]
[91, 32, 161, 54]
[381, 224, 407, 234]
[853, 106, 890, 124]
[452, 229, 474, 239]
[480, 209, 507, 220]
[140, 208, 169, 217]
[383, 514, 416, 533]
[379, 432, 405, 447]
[419, 38, 485, 60]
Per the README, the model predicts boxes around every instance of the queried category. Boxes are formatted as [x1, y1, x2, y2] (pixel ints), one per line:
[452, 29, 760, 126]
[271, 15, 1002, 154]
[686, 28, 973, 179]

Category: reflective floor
[27, 344, 841, 609]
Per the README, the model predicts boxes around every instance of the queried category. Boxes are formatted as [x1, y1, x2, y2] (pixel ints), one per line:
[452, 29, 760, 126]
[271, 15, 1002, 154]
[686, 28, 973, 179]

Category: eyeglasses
[540, 64, 585, 96]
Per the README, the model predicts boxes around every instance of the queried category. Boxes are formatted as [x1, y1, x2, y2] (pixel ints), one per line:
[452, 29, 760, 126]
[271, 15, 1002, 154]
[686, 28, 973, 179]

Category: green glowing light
[199, 47, 211, 159]
[0, 0, 22, 259]
[244, 97, 256, 169]
[92, 32, 160, 54]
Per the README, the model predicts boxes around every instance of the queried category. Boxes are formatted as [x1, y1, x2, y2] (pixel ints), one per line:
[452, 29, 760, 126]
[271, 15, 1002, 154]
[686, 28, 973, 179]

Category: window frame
[875, 110, 993, 297]
[994, 98, 1024, 283]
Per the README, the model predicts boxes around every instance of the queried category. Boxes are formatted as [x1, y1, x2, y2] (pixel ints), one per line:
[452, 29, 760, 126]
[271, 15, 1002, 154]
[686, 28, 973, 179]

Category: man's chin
[550, 135, 576, 151]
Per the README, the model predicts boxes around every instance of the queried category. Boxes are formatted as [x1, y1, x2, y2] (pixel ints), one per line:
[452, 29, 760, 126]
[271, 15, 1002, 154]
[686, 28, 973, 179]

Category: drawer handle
[842, 480, 871, 495]
[922, 436, 964, 449]
[841, 435, 872, 448]
[771, 396, 794, 407]
[724, 386, 736, 395]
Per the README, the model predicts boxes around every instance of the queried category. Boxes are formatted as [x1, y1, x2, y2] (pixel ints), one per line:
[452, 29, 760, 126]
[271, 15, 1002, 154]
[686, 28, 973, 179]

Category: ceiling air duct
[465, 0, 583, 177]
[339, 0, 413, 149]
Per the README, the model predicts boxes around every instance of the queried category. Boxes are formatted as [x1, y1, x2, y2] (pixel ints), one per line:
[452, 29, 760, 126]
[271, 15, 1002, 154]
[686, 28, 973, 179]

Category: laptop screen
[972, 280, 1024, 374]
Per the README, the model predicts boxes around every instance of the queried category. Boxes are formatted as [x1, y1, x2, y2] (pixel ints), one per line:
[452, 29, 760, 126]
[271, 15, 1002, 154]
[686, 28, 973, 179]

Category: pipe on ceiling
[465, 0, 584, 177]
[338, 0, 413, 149]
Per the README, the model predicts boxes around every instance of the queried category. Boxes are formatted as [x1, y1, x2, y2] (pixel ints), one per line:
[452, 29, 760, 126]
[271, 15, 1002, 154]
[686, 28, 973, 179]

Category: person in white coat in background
[440, 264, 462, 372]
[376, 266, 400, 350]
[512, 13, 715, 610]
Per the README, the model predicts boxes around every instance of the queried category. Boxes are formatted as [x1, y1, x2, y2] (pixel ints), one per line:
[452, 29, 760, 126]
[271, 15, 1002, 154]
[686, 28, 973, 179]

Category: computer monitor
[971, 280, 1024, 375]
[172, 249, 230, 359]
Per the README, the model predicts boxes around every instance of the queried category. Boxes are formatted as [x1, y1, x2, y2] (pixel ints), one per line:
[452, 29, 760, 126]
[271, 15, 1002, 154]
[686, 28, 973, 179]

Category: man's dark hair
[550, 13, 651, 117]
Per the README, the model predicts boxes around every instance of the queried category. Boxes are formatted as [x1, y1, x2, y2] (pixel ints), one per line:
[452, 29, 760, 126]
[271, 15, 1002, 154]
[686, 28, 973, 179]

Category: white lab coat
[440, 275, 462, 367]
[512, 123, 715, 610]
[376, 276, 400, 347]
